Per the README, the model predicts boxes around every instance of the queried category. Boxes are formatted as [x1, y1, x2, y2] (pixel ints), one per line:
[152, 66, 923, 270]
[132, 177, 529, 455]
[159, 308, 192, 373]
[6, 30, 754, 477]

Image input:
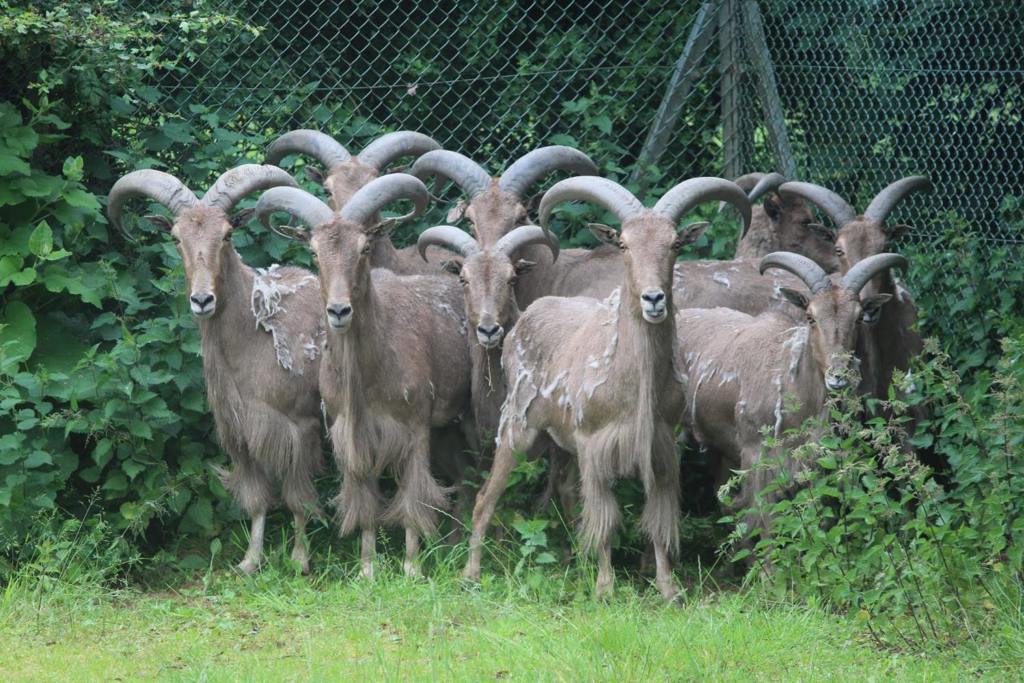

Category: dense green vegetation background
[0, 0, 1022, 658]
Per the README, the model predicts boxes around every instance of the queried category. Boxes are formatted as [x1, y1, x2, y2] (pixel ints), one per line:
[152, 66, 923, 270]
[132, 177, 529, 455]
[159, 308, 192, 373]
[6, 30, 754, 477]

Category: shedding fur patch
[251, 264, 319, 374]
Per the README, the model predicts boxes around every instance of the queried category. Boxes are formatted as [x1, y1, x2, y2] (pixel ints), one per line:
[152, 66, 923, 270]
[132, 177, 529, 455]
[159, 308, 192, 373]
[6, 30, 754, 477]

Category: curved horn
[107, 170, 199, 229]
[495, 224, 559, 262]
[356, 131, 442, 171]
[265, 129, 351, 169]
[417, 225, 481, 261]
[410, 150, 491, 198]
[759, 251, 831, 294]
[339, 173, 430, 225]
[498, 145, 599, 198]
[732, 172, 765, 193]
[840, 253, 908, 295]
[201, 164, 298, 211]
[863, 176, 932, 223]
[539, 177, 643, 235]
[747, 172, 788, 203]
[777, 181, 857, 228]
[654, 177, 752, 230]
[254, 186, 335, 229]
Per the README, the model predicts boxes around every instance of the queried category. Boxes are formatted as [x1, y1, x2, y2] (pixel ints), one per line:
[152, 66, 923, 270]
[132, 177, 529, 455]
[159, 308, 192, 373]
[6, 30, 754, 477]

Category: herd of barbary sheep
[108, 130, 931, 599]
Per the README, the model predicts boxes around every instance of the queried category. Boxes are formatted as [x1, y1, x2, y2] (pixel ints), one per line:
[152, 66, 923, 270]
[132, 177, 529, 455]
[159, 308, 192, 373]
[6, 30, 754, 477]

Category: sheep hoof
[404, 562, 423, 579]
[291, 550, 310, 576]
[658, 581, 681, 603]
[236, 558, 260, 575]
[360, 563, 374, 581]
[460, 565, 480, 583]
[594, 579, 614, 601]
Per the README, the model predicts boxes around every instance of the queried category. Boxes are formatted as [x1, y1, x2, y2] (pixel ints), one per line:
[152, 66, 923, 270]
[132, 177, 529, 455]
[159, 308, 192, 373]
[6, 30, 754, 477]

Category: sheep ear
[513, 259, 536, 274]
[860, 293, 893, 323]
[368, 218, 398, 237]
[305, 166, 325, 184]
[229, 208, 254, 229]
[885, 223, 912, 240]
[442, 259, 463, 275]
[763, 194, 782, 220]
[446, 200, 468, 224]
[673, 221, 710, 250]
[779, 287, 810, 310]
[588, 223, 620, 246]
[144, 214, 174, 232]
[807, 222, 836, 242]
[272, 224, 311, 243]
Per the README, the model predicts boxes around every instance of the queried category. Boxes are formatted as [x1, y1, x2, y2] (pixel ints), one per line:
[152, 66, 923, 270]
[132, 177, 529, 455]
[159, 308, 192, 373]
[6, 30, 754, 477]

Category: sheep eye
[807, 315, 816, 326]
[360, 245, 372, 255]
[509, 275, 518, 286]
[458, 274, 468, 285]
[834, 247, 844, 256]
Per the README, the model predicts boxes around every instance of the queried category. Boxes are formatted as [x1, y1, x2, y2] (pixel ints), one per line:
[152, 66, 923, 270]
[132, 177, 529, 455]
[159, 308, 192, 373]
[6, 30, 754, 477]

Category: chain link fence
[133, 0, 1023, 349]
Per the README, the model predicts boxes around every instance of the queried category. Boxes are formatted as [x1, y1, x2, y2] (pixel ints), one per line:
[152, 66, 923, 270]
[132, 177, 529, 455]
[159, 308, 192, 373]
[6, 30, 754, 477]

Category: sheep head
[255, 174, 429, 332]
[541, 176, 751, 324]
[107, 165, 298, 319]
[760, 251, 907, 391]
[779, 176, 931, 295]
[266, 129, 441, 209]
[411, 146, 597, 245]
[417, 224, 557, 348]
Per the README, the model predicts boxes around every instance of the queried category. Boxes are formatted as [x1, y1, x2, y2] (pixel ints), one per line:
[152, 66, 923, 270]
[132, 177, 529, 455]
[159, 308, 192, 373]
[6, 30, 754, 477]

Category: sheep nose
[641, 289, 665, 305]
[190, 293, 214, 307]
[327, 303, 352, 318]
[477, 323, 500, 337]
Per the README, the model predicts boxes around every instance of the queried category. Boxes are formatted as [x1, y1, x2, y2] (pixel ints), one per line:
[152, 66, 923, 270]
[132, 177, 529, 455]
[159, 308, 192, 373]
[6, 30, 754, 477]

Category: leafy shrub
[733, 338, 1024, 650]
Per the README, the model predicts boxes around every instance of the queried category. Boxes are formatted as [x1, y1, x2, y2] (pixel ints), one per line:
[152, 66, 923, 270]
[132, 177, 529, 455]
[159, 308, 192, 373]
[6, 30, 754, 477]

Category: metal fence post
[741, 0, 796, 177]
[719, 0, 746, 179]
[629, 2, 716, 189]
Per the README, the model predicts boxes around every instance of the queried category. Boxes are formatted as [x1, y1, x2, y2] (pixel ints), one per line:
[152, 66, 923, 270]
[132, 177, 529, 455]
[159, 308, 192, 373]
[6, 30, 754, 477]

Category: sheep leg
[595, 537, 614, 600]
[290, 512, 310, 575]
[464, 432, 534, 581]
[238, 512, 266, 574]
[360, 527, 376, 580]
[653, 541, 679, 602]
[404, 528, 422, 578]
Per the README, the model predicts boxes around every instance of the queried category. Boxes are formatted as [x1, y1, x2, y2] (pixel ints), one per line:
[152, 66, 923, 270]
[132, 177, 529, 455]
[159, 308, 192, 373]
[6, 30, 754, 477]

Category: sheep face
[322, 163, 379, 209]
[833, 219, 908, 297]
[464, 190, 528, 243]
[165, 206, 252, 319]
[309, 218, 375, 332]
[782, 285, 891, 392]
[601, 216, 706, 324]
[767, 193, 839, 272]
[455, 250, 529, 349]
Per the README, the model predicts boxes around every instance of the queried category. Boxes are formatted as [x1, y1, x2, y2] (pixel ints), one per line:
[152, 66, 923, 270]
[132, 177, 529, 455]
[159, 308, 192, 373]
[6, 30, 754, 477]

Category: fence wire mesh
[128, 0, 1022, 346]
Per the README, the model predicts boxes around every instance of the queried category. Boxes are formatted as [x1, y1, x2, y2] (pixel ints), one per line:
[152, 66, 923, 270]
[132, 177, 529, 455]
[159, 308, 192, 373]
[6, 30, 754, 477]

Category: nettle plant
[726, 338, 1024, 649]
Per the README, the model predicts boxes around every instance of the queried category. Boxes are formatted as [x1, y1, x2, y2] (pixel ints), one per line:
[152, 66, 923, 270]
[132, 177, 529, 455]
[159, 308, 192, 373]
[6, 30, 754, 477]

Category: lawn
[0, 555, 994, 682]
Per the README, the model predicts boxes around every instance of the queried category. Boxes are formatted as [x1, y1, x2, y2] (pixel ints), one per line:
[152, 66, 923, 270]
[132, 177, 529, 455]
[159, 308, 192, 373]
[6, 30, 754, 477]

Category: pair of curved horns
[410, 146, 598, 201]
[255, 173, 429, 232]
[266, 129, 442, 173]
[539, 176, 751, 234]
[759, 251, 908, 296]
[417, 224, 558, 262]
[779, 176, 932, 228]
[733, 172, 788, 204]
[107, 164, 297, 229]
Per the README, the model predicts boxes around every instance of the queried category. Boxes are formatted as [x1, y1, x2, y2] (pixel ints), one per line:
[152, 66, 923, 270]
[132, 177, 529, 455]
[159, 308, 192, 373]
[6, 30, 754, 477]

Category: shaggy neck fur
[614, 283, 680, 492]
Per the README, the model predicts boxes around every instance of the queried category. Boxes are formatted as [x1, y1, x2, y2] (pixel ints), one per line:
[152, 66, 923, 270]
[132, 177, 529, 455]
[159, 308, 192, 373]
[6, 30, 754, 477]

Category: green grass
[0, 554, 997, 682]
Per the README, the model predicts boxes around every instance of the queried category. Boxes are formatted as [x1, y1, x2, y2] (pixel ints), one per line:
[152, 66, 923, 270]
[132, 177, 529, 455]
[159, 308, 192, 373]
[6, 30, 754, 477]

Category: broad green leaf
[0, 301, 37, 364]
[62, 156, 84, 181]
[186, 497, 214, 530]
[0, 153, 31, 176]
[61, 188, 100, 210]
[23, 450, 52, 468]
[0, 255, 24, 285]
[28, 221, 53, 258]
[161, 121, 194, 144]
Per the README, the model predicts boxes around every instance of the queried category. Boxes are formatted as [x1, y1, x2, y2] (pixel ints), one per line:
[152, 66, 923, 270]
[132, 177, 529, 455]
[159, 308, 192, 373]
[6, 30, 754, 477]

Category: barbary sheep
[778, 177, 932, 402]
[107, 165, 324, 574]
[266, 129, 444, 275]
[676, 251, 907, 542]
[462, 176, 751, 600]
[731, 172, 839, 271]
[254, 175, 471, 578]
